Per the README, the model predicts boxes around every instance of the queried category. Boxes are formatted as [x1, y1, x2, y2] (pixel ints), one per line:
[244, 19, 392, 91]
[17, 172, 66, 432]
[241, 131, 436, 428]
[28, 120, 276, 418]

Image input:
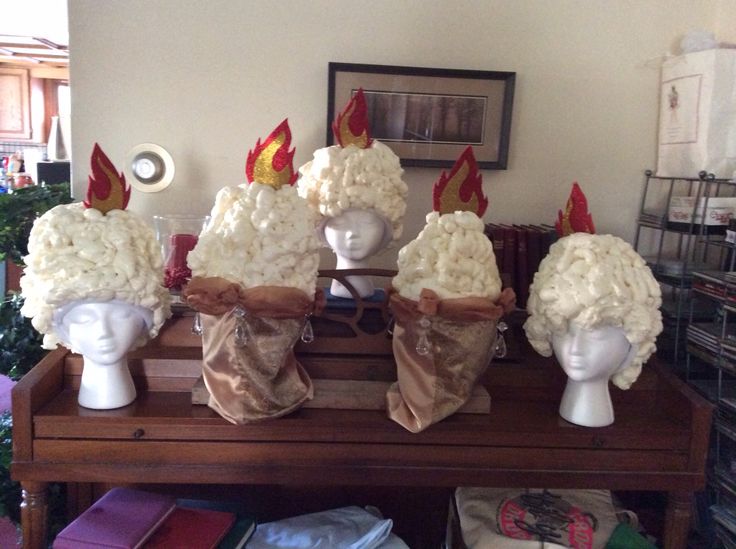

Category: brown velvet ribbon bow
[184, 276, 326, 318]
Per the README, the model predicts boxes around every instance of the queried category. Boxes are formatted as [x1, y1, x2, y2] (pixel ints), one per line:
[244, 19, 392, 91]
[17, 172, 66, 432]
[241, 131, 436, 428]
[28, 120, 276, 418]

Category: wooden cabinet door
[0, 68, 31, 140]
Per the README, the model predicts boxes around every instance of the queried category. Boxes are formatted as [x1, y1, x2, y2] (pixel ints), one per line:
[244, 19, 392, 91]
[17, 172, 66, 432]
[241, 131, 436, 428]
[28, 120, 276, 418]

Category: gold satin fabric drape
[386, 287, 515, 433]
[185, 277, 323, 424]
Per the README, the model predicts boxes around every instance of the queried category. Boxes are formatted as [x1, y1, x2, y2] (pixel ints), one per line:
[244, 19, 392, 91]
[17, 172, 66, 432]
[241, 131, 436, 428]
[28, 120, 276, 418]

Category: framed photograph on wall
[327, 62, 515, 169]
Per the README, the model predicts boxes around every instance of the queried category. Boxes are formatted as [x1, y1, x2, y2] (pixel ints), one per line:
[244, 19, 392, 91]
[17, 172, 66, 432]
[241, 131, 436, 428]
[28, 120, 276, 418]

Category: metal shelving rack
[634, 169, 736, 370]
[688, 271, 736, 547]
[635, 168, 736, 547]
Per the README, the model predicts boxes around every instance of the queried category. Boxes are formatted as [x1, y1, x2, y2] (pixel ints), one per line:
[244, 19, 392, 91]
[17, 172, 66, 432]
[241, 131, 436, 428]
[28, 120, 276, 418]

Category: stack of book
[638, 208, 665, 228]
[483, 223, 557, 309]
[645, 257, 709, 279]
[711, 503, 736, 549]
[52, 487, 255, 549]
[713, 403, 736, 548]
[692, 271, 736, 299]
[687, 322, 722, 357]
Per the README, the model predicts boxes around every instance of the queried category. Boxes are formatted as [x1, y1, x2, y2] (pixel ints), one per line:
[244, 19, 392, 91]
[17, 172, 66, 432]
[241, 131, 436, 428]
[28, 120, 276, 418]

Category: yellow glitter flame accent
[250, 130, 293, 189]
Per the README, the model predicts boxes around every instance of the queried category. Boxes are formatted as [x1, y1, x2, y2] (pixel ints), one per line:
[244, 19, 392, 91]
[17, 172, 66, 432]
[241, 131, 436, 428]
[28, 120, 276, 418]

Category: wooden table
[12, 315, 712, 548]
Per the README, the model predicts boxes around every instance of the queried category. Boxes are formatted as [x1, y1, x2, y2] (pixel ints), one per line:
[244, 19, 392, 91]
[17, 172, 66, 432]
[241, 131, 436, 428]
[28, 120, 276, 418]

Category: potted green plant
[0, 183, 71, 538]
[0, 182, 72, 265]
[1, 183, 71, 379]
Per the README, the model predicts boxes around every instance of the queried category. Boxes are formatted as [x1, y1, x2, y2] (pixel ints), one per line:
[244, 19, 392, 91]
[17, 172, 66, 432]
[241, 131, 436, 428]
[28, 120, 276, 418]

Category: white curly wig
[298, 141, 408, 242]
[20, 202, 171, 350]
[523, 233, 663, 389]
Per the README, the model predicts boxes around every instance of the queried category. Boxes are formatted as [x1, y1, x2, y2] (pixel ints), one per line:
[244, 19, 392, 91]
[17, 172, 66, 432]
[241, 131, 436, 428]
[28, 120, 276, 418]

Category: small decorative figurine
[298, 89, 408, 298]
[20, 144, 171, 409]
[185, 120, 323, 424]
[524, 183, 663, 427]
[387, 146, 515, 433]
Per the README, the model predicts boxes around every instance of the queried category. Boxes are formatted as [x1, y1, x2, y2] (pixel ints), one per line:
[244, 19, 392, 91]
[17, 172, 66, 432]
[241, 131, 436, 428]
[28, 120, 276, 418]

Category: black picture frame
[327, 62, 515, 169]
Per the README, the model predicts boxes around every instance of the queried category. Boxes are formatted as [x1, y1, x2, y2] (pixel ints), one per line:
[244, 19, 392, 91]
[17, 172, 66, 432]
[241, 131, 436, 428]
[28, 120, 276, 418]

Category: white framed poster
[656, 49, 736, 179]
[659, 74, 701, 145]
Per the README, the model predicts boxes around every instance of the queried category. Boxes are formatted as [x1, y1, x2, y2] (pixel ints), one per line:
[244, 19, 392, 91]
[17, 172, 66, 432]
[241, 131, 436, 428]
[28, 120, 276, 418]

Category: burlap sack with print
[386, 287, 515, 433]
[185, 276, 323, 424]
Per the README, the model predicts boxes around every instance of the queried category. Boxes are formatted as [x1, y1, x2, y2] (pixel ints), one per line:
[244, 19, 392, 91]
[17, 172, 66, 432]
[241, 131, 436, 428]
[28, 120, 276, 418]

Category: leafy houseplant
[0, 410, 64, 538]
[0, 292, 67, 538]
[0, 183, 72, 534]
[0, 293, 45, 381]
[0, 182, 72, 265]
[1, 183, 71, 379]
[0, 411, 18, 522]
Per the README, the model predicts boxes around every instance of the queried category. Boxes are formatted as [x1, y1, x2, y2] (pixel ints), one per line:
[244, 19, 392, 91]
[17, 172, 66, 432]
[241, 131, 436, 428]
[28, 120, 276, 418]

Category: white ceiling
[0, 0, 68, 45]
[0, 34, 68, 66]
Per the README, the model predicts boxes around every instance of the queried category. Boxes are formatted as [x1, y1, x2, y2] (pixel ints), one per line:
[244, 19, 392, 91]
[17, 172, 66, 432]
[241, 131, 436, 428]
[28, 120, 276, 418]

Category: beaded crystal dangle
[191, 312, 203, 336]
[415, 315, 432, 356]
[301, 314, 314, 343]
[386, 314, 395, 337]
[233, 306, 248, 347]
[494, 321, 508, 358]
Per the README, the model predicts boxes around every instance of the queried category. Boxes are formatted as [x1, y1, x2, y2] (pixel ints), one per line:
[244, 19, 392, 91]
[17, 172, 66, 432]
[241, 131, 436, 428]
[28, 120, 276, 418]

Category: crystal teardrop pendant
[416, 332, 431, 356]
[191, 312, 203, 336]
[494, 321, 508, 358]
[386, 315, 395, 336]
[415, 315, 432, 356]
[233, 306, 248, 347]
[234, 323, 247, 347]
[301, 315, 314, 343]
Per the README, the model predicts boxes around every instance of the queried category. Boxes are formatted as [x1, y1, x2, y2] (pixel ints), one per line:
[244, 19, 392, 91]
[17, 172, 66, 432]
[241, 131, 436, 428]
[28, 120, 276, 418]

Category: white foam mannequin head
[54, 300, 152, 410]
[552, 323, 638, 427]
[321, 208, 392, 298]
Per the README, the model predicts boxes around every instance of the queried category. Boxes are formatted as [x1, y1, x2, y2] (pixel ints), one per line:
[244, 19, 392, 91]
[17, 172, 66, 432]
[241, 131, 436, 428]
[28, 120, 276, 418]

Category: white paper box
[668, 196, 736, 225]
[656, 49, 736, 179]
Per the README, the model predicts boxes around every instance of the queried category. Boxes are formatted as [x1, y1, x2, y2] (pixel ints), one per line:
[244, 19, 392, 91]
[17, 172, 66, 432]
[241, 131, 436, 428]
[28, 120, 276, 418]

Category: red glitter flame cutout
[84, 143, 130, 214]
[245, 119, 297, 188]
[555, 182, 596, 237]
[432, 146, 488, 217]
[332, 88, 373, 149]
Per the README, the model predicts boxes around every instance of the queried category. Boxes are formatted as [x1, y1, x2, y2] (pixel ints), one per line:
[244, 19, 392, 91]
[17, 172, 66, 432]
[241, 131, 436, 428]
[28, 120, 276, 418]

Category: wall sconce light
[125, 143, 175, 193]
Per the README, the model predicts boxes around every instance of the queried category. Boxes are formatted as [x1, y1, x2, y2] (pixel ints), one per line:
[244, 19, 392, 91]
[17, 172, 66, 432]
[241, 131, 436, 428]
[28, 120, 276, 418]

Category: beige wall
[716, 0, 736, 43]
[68, 0, 731, 269]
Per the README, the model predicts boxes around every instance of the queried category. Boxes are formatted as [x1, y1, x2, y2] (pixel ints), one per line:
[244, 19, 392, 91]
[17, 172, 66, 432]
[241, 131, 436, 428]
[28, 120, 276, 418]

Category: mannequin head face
[552, 323, 635, 383]
[55, 300, 151, 365]
[523, 233, 663, 390]
[323, 208, 390, 262]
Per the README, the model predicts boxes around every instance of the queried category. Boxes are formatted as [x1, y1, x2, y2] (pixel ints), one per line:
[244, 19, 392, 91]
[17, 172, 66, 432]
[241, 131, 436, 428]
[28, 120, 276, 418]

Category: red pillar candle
[164, 233, 198, 289]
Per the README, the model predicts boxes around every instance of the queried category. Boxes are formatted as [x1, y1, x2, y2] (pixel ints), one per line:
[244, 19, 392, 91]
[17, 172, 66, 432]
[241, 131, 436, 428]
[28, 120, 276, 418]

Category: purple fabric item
[0, 517, 19, 547]
[53, 488, 175, 548]
[0, 378, 18, 547]
[0, 375, 14, 413]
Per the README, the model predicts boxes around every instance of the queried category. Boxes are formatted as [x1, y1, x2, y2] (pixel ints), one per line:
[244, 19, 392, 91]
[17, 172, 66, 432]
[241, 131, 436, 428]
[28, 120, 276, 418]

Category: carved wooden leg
[20, 481, 48, 549]
[663, 491, 692, 549]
